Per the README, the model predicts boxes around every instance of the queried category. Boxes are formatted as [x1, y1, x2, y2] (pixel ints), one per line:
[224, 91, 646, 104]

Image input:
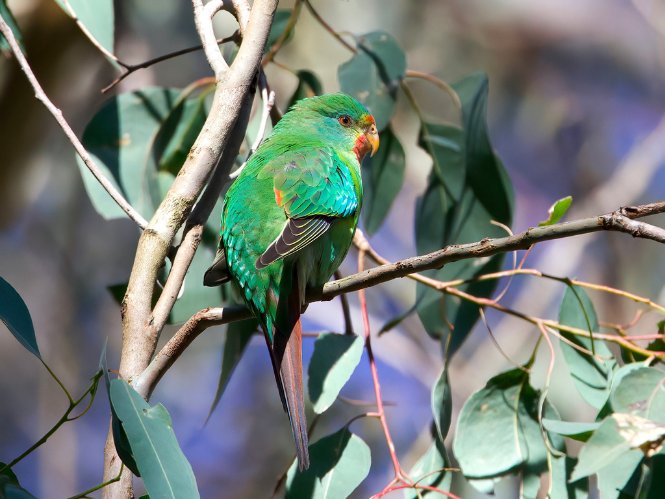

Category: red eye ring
[338, 115, 353, 127]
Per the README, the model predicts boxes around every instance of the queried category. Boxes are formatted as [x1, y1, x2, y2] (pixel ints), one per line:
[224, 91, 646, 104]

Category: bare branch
[102, 33, 239, 94]
[134, 306, 252, 398]
[0, 14, 149, 230]
[103, 0, 278, 494]
[193, 0, 230, 77]
[136, 202, 665, 398]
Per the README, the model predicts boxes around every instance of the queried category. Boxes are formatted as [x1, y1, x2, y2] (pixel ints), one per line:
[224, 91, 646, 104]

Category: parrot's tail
[269, 267, 310, 470]
[278, 317, 310, 470]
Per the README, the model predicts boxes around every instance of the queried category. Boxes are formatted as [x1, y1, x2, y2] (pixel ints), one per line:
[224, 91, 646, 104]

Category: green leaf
[643, 453, 665, 499]
[77, 88, 182, 220]
[541, 419, 600, 442]
[308, 333, 364, 414]
[431, 368, 452, 442]
[570, 413, 663, 481]
[361, 126, 406, 235]
[453, 368, 562, 479]
[110, 379, 199, 498]
[596, 450, 644, 499]
[538, 196, 573, 226]
[265, 9, 294, 53]
[153, 93, 208, 176]
[285, 428, 371, 499]
[610, 367, 665, 423]
[54, 0, 115, 59]
[0, 1, 24, 55]
[206, 318, 258, 422]
[0, 277, 40, 359]
[415, 73, 513, 354]
[167, 242, 224, 324]
[558, 286, 617, 409]
[338, 31, 406, 131]
[405, 436, 452, 498]
[102, 350, 140, 476]
[0, 463, 37, 499]
[549, 456, 588, 499]
[288, 70, 324, 110]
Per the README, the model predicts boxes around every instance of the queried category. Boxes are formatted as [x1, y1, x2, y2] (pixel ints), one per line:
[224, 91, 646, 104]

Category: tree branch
[102, 0, 278, 495]
[192, 0, 229, 77]
[135, 201, 665, 398]
[0, 14, 149, 230]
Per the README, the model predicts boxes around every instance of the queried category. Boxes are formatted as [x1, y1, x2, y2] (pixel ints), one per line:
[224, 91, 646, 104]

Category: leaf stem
[405, 69, 462, 110]
[66, 465, 124, 499]
[303, 0, 356, 53]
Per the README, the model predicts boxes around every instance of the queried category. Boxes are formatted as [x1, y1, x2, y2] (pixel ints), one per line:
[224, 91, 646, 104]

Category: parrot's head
[281, 93, 379, 162]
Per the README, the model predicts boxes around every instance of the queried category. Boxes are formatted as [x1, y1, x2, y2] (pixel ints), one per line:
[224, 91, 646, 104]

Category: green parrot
[204, 93, 379, 469]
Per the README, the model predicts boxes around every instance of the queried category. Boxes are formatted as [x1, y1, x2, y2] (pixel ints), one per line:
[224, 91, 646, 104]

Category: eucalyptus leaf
[0, 277, 40, 359]
[0, 463, 37, 499]
[338, 31, 406, 130]
[453, 368, 562, 479]
[0, 0, 23, 55]
[548, 456, 588, 499]
[415, 73, 513, 355]
[431, 368, 452, 442]
[285, 428, 371, 499]
[362, 126, 405, 235]
[610, 367, 665, 423]
[288, 70, 324, 110]
[54, 0, 115, 59]
[405, 436, 452, 498]
[153, 93, 208, 176]
[206, 318, 258, 422]
[77, 88, 182, 220]
[110, 379, 199, 498]
[570, 413, 660, 481]
[558, 286, 616, 409]
[308, 333, 364, 414]
[542, 419, 600, 442]
[596, 450, 644, 499]
[538, 196, 573, 226]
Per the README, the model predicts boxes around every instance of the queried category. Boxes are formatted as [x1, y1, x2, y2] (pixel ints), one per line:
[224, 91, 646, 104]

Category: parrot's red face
[350, 114, 379, 162]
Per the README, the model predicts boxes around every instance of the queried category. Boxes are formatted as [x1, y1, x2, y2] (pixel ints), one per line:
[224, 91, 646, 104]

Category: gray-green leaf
[0, 277, 40, 359]
[338, 31, 406, 131]
[286, 428, 371, 499]
[0, 1, 24, 55]
[109, 379, 199, 498]
[308, 333, 364, 414]
[54, 0, 115, 59]
[558, 286, 616, 409]
[362, 126, 406, 235]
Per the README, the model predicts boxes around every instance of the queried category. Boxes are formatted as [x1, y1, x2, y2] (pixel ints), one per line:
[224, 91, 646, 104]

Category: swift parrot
[204, 93, 379, 469]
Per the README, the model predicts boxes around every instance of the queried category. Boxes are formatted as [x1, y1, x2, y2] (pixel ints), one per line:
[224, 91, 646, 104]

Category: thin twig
[335, 270, 355, 335]
[263, 0, 303, 65]
[67, 465, 125, 499]
[192, 0, 229, 77]
[102, 33, 239, 93]
[303, 0, 356, 53]
[0, 14, 149, 230]
[230, 72, 275, 179]
[358, 248, 413, 492]
[404, 69, 462, 110]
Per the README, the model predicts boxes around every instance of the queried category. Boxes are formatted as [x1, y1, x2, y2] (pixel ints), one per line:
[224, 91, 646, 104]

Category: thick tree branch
[136, 201, 665, 397]
[103, 0, 277, 495]
[0, 14, 149, 230]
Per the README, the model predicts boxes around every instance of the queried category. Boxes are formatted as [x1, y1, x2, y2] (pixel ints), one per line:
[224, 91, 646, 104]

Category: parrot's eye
[338, 115, 353, 127]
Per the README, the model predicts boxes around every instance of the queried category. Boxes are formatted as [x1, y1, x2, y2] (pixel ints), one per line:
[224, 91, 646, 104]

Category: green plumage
[205, 93, 378, 469]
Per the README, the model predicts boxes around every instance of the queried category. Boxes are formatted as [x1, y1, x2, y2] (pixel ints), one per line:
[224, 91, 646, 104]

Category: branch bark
[135, 201, 665, 398]
[102, 0, 278, 496]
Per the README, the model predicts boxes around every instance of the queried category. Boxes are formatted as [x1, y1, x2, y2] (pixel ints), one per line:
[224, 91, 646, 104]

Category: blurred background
[1, 0, 665, 497]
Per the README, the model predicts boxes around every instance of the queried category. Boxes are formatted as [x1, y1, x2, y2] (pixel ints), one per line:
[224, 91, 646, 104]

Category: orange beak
[366, 123, 379, 157]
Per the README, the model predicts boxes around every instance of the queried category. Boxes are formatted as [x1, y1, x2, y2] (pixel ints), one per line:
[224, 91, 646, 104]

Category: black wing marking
[203, 248, 231, 286]
[256, 216, 333, 269]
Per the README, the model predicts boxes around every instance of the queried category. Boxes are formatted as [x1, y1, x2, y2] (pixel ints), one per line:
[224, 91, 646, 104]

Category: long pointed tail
[279, 317, 309, 470]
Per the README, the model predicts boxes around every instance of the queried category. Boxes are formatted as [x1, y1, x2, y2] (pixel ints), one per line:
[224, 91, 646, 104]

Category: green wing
[256, 147, 359, 268]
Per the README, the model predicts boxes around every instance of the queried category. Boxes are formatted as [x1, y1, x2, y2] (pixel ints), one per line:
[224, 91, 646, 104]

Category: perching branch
[0, 14, 149, 230]
[136, 201, 665, 398]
